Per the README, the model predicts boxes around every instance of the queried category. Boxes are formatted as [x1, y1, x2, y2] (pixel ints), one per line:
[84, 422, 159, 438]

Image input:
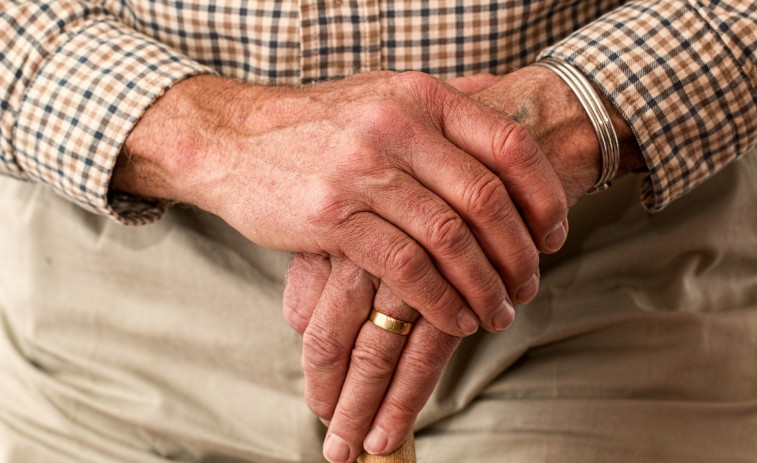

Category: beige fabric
[2, 151, 757, 463]
[415, 153, 757, 462]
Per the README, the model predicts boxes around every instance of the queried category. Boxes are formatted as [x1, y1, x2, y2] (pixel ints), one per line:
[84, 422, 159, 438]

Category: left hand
[284, 255, 458, 463]
[283, 66, 645, 462]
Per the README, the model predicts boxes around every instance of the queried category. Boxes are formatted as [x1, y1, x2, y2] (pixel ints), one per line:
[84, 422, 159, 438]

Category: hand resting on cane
[114, 71, 571, 338]
[283, 65, 646, 463]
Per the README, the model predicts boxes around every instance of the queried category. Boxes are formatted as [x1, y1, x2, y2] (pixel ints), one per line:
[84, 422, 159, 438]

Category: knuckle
[394, 71, 448, 115]
[400, 276, 454, 324]
[437, 86, 465, 119]
[470, 269, 506, 303]
[330, 258, 367, 289]
[506, 244, 540, 282]
[490, 198, 520, 230]
[375, 291, 415, 317]
[307, 151, 392, 231]
[518, 176, 568, 232]
[382, 239, 456, 321]
[331, 409, 368, 436]
[400, 349, 446, 384]
[351, 145, 390, 175]
[394, 71, 438, 92]
[384, 239, 429, 284]
[301, 330, 347, 374]
[308, 180, 356, 229]
[361, 99, 408, 135]
[463, 174, 509, 220]
[381, 395, 422, 425]
[373, 168, 411, 196]
[492, 123, 542, 171]
[349, 339, 397, 385]
[426, 213, 469, 257]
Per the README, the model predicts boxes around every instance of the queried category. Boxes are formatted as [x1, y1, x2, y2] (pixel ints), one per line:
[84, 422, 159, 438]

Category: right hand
[114, 71, 568, 336]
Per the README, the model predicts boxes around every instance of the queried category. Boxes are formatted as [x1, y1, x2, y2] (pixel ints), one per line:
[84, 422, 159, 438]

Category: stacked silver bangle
[534, 57, 619, 194]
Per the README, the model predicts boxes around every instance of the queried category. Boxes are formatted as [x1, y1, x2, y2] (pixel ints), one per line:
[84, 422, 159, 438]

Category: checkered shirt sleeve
[2, 0, 755, 223]
[0, 1, 214, 224]
[540, 0, 757, 212]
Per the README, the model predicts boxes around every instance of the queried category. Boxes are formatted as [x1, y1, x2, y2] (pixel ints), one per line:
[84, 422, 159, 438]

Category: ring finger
[322, 283, 418, 463]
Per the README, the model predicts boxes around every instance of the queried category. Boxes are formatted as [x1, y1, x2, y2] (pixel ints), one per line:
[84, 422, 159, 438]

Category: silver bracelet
[534, 57, 619, 194]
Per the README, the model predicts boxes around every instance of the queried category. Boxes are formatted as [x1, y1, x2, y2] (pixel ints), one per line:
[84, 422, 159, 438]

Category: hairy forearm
[113, 68, 644, 215]
[111, 70, 581, 337]
[111, 75, 264, 211]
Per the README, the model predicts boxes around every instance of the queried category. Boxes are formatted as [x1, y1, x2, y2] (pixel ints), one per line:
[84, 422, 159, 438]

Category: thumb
[445, 73, 499, 95]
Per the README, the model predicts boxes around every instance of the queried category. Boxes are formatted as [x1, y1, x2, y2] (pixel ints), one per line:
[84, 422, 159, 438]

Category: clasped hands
[280, 71, 602, 463]
[115, 66, 605, 463]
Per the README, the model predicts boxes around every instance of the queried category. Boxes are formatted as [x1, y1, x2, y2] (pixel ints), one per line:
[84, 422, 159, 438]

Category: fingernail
[457, 309, 479, 335]
[364, 426, 388, 454]
[516, 273, 539, 304]
[324, 433, 351, 463]
[545, 220, 567, 253]
[491, 300, 515, 331]
[319, 417, 331, 427]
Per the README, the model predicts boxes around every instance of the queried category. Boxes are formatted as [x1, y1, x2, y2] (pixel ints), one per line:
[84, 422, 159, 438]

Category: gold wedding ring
[368, 309, 413, 336]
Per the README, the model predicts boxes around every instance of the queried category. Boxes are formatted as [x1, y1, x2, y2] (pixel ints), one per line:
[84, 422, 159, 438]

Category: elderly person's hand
[285, 255, 458, 463]
[283, 65, 645, 463]
[113, 71, 570, 337]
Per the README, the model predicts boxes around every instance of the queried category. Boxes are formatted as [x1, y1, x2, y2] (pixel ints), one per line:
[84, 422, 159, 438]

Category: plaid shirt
[1, 0, 755, 224]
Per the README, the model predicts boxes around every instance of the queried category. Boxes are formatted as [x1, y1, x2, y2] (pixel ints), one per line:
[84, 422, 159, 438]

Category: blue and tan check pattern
[540, 0, 757, 212]
[1, 0, 755, 223]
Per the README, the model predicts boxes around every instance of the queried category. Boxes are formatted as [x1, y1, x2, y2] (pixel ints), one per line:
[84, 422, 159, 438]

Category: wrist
[474, 65, 644, 204]
[111, 75, 266, 212]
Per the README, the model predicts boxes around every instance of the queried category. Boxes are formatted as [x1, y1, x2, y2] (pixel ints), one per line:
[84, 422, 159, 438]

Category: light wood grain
[357, 434, 416, 463]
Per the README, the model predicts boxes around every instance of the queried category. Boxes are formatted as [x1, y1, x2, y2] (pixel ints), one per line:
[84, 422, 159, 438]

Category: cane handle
[357, 433, 416, 463]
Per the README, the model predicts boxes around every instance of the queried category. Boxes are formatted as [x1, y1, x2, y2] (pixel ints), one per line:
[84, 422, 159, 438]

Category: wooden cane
[358, 433, 416, 463]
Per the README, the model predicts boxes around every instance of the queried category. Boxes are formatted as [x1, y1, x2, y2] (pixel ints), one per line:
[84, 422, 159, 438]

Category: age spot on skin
[510, 105, 530, 124]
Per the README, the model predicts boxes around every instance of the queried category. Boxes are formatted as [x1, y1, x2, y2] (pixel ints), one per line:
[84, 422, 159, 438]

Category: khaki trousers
[1, 152, 756, 462]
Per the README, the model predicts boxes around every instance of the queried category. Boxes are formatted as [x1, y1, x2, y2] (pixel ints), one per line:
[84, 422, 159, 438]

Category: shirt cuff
[538, 0, 757, 212]
[13, 18, 215, 225]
